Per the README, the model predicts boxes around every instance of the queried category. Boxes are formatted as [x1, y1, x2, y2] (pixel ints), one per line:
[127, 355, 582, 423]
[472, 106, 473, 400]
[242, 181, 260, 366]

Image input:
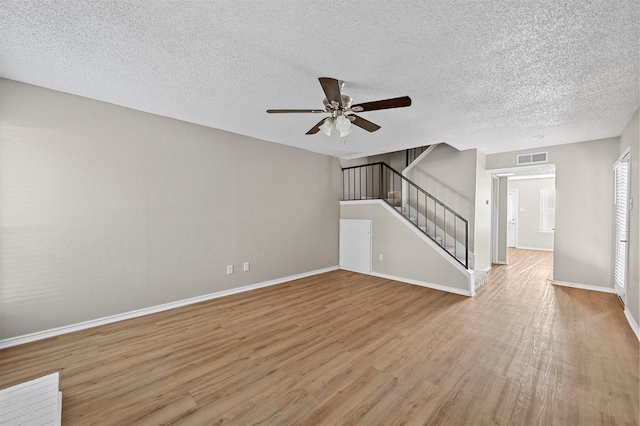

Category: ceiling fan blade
[266, 109, 326, 113]
[318, 77, 342, 106]
[351, 96, 412, 112]
[349, 114, 381, 132]
[306, 118, 328, 135]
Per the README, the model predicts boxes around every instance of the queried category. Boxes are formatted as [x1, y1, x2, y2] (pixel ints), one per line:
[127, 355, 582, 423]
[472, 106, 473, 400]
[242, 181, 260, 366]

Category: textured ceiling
[1, 1, 638, 158]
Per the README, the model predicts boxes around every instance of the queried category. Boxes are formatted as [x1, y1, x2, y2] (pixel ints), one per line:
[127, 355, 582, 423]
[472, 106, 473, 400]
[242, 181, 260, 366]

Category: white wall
[508, 177, 555, 251]
[619, 108, 639, 330]
[0, 79, 341, 340]
[487, 138, 619, 289]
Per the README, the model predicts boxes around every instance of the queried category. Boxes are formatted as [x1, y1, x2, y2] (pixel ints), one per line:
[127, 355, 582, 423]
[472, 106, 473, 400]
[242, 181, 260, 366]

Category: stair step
[418, 225, 430, 233]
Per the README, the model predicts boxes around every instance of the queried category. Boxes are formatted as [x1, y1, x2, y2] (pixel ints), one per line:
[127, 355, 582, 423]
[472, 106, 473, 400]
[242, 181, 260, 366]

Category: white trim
[482, 265, 492, 272]
[0, 266, 339, 349]
[341, 267, 475, 297]
[516, 245, 554, 252]
[493, 261, 508, 265]
[624, 308, 640, 341]
[341, 200, 472, 275]
[508, 173, 555, 181]
[551, 280, 615, 293]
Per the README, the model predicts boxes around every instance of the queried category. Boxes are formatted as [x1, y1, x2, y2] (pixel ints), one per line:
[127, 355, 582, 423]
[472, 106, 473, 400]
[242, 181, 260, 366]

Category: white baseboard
[551, 280, 615, 294]
[341, 267, 474, 297]
[516, 245, 554, 252]
[0, 266, 340, 349]
[493, 261, 508, 265]
[624, 308, 640, 341]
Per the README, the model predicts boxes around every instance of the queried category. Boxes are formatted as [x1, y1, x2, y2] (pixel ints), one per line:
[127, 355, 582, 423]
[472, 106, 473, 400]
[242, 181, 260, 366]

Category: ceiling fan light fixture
[335, 115, 351, 132]
[319, 118, 333, 136]
[339, 127, 354, 138]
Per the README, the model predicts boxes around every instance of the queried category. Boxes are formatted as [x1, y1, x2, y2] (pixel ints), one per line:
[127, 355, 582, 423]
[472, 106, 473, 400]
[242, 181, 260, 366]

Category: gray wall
[508, 177, 555, 251]
[474, 151, 492, 270]
[359, 150, 405, 172]
[487, 138, 619, 289]
[340, 202, 471, 293]
[496, 177, 509, 263]
[1, 79, 341, 340]
[619, 108, 639, 328]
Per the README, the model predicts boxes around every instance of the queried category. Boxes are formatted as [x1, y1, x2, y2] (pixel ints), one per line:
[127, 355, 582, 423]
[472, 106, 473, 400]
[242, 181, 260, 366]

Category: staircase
[342, 162, 469, 268]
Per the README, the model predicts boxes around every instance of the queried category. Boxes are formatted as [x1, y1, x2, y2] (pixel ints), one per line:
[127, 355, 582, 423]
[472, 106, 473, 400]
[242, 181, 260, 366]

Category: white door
[339, 219, 372, 272]
[614, 154, 630, 302]
[507, 189, 518, 247]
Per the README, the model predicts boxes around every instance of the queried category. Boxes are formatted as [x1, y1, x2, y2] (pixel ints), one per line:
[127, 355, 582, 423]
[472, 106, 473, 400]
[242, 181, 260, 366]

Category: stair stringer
[340, 200, 475, 297]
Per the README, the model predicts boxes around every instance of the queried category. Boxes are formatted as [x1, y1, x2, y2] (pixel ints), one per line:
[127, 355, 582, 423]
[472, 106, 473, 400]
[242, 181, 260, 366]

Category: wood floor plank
[1, 248, 637, 425]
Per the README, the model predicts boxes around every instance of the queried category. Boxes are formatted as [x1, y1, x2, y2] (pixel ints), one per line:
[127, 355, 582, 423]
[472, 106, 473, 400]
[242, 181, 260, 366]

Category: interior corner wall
[619, 108, 639, 327]
[364, 151, 405, 172]
[474, 151, 492, 270]
[507, 177, 555, 251]
[0, 78, 341, 340]
[486, 138, 619, 289]
[388, 151, 407, 172]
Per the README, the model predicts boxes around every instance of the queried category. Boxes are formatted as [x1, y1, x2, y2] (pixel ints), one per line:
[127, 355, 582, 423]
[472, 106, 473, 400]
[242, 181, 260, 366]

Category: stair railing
[341, 162, 469, 268]
[405, 145, 429, 167]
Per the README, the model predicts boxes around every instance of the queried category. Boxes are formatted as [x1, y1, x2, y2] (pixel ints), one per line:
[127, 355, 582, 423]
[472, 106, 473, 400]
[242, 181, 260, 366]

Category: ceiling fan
[266, 77, 411, 137]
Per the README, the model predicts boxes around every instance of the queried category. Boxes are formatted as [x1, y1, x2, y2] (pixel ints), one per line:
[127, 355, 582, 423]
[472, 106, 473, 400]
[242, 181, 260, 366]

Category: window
[539, 189, 555, 233]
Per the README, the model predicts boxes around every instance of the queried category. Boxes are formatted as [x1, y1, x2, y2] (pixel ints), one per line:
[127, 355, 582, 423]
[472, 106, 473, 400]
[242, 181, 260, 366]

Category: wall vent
[517, 152, 548, 165]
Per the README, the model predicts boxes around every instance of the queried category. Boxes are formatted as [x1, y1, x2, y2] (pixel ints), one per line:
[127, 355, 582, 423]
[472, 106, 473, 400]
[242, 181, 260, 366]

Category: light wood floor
[1, 249, 638, 425]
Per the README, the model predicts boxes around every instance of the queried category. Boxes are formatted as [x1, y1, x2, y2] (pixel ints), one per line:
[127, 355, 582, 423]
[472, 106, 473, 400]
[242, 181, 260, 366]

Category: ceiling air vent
[517, 152, 548, 165]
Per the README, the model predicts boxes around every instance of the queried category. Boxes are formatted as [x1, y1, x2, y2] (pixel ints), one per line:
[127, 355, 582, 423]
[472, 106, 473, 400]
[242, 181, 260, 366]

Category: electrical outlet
[226, 265, 233, 275]
[379, 254, 384, 261]
[243, 262, 250, 272]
